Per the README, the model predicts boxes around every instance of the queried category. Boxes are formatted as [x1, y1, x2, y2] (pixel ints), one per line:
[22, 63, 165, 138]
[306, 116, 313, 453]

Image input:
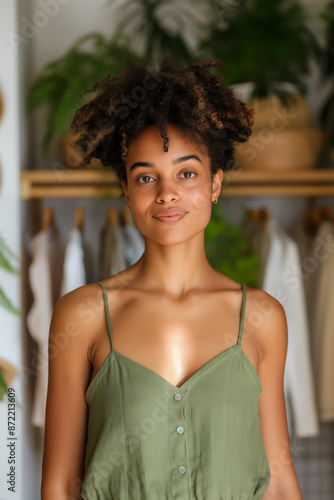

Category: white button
[176, 426, 184, 435]
[174, 393, 182, 401]
[178, 465, 186, 474]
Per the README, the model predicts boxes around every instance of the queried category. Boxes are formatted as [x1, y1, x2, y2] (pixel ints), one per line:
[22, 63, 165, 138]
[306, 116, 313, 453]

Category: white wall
[0, 1, 25, 498]
[26, 0, 121, 171]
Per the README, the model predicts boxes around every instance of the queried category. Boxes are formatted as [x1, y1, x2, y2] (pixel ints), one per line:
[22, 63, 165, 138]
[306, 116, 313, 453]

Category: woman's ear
[121, 181, 130, 205]
[212, 169, 224, 202]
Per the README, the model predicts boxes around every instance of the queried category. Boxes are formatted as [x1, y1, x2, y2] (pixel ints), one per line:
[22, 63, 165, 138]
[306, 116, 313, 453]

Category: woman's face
[122, 125, 223, 246]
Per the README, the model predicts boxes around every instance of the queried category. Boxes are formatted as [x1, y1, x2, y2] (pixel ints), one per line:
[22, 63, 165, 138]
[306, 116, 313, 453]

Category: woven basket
[58, 133, 103, 169]
[234, 128, 325, 170]
[248, 93, 314, 132]
[232, 83, 314, 131]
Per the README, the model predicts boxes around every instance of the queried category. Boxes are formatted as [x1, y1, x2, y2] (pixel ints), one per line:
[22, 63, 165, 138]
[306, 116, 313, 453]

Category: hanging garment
[257, 216, 319, 438]
[309, 222, 334, 421]
[292, 218, 323, 387]
[80, 281, 271, 500]
[292, 220, 319, 320]
[122, 224, 145, 267]
[100, 223, 126, 279]
[60, 228, 86, 296]
[26, 228, 63, 428]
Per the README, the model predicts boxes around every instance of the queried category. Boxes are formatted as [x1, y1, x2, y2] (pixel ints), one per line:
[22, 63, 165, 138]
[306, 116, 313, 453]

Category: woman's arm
[41, 289, 93, 500]
[256, 293, 303, 500]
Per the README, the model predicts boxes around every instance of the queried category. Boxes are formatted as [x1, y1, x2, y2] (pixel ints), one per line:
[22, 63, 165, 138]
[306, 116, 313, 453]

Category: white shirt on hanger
[60, 228, 86, 296]
[259, 216, 319, 438]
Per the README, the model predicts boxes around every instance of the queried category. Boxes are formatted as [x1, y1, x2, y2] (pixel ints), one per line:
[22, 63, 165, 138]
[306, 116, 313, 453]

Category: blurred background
[1, 0, 334, 498]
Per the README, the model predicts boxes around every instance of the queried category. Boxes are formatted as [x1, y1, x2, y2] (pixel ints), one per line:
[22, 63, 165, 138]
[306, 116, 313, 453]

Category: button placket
[170, 390, 189, 497]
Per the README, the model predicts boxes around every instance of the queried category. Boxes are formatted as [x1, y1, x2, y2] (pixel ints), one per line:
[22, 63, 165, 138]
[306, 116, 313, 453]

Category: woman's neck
[132, 233, 216, 299]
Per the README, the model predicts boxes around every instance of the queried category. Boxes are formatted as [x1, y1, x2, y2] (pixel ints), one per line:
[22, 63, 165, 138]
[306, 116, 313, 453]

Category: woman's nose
[155, 179, 180, 204]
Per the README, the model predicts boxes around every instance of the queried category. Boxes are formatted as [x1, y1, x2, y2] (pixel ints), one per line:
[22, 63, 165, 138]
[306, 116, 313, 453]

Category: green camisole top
[81, 282, 271, 500]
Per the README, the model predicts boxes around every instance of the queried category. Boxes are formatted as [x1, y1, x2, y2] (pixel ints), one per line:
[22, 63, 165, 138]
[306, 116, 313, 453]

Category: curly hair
[71, 57, 254, 183]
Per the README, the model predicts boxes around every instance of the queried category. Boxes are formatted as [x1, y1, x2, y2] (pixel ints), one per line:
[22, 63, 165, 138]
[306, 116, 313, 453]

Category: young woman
[41, 58, 302, 499]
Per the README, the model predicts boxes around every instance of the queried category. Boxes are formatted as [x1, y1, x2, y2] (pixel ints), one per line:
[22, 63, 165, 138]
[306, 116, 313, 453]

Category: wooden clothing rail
[20, 168, 334, 199]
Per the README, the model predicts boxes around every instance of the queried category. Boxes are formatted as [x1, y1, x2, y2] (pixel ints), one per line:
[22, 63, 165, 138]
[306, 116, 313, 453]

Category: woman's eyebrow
[129, 161, 153, 172]
[129, 155, 202, 172]
[174, 154, 202, 165]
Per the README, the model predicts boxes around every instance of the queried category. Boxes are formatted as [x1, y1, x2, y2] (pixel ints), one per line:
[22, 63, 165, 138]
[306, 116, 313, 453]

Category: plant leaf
[0, 287, 21, 317]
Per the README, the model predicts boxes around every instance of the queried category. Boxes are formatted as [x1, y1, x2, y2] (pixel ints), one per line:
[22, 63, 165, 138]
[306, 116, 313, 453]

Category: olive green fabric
[81, 282, 270, 500]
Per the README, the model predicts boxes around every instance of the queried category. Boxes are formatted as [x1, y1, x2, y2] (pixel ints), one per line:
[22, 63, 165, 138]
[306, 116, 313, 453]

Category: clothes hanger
[319, 204, 334, 223]
[258, 207, 269, 231]
[302, 198, 322, 236]
[247, 207, 269, 232]
[41, 206, 53, 231]
[121, 206, 133, 226]
[74, 206, 84, 231]
[107, 207, 118, 225]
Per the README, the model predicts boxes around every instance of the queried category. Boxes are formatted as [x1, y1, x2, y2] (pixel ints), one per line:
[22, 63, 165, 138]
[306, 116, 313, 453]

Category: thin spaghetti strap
[237, 283, 247, 346]
[95, 281, 114, 351]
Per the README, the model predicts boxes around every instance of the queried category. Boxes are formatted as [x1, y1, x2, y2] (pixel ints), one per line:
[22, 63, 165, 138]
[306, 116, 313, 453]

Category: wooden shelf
[20, 169, 123, 200]
[20, 167, 334, 199]
[222, 168, 334, 196]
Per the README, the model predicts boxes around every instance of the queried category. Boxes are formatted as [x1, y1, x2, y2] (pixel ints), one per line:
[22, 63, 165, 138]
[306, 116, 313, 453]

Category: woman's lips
[153, 210, 187, 223]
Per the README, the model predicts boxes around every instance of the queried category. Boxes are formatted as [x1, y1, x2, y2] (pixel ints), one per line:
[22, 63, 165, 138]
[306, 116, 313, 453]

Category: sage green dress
[81, 282, 271, 499]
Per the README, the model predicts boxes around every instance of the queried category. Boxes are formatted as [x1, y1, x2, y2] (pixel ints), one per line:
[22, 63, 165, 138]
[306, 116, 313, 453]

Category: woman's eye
[180, 171, 196, 179]
[137, 175, 154, 184]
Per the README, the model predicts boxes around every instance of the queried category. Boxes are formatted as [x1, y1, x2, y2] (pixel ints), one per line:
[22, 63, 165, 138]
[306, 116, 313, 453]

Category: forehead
[127, 125, 208, 160]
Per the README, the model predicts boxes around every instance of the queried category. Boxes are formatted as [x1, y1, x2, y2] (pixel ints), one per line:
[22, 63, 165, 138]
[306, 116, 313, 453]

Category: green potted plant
[202, 0, 315, 98]
[319, 1, 334, 162]
[0, 233, 20, 400]
[28, 0, 204, 165]
[201, 0, 324, 170]
[27, 32, 141, 166]
[108, 0, 198, 66]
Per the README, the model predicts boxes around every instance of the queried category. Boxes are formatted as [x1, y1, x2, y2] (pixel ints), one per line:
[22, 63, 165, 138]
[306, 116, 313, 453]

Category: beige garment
[26, 228, 63, 428]
[100, 223, 126, 280]
[122, 224, 144, 267]
[310, 222, 334, 421]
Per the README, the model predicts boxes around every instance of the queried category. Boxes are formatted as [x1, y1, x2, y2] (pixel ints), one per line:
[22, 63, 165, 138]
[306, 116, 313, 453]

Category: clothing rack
[20, 168, 334, 199]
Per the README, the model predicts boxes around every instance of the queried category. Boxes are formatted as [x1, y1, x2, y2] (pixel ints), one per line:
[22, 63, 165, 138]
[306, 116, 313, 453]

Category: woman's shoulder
[211, 272, 287, 327]
[52, 267, 138, 328]
[245, 284, 287, 324]
[53, 281, 102, 315]
[243, 284, 288, 359]
[49, 282, 104, 349]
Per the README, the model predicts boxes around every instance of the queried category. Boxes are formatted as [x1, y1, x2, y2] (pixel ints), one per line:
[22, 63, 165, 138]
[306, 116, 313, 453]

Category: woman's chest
[90, 291, 261, 388]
